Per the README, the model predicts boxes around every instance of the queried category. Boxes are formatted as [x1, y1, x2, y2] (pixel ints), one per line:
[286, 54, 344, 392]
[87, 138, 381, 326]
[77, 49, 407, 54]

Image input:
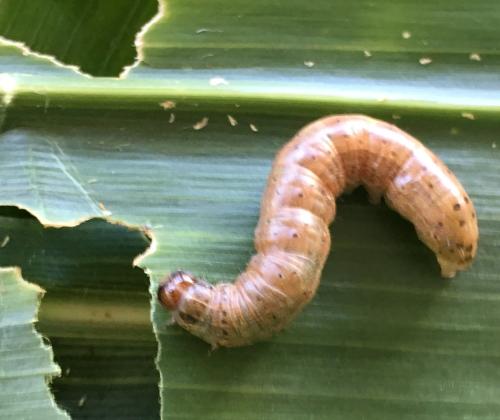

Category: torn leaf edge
[0, 266, 70, 419]
[0, 0, 165, 80]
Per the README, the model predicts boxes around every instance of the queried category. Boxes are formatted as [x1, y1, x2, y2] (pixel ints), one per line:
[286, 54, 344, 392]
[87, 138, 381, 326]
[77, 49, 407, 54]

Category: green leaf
[0, 0, 158, 77]
[0, 0, 500, 419]
[0, 209, 159, 418]
[0, 267, 69, 419]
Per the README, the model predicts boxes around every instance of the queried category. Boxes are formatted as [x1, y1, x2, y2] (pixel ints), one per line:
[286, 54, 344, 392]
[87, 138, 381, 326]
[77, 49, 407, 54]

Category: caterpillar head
[157, 271, 195, 310]
[157, 271, 213, 338]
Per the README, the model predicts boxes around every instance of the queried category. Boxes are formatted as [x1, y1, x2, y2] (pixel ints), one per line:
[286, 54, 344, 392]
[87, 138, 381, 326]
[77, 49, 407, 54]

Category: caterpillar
[158, 115, 479, 348]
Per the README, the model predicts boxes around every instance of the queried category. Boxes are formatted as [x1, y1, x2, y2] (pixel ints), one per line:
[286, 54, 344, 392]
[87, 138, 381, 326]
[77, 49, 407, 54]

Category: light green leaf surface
[0, 0, 500, 419]
[0, 267, 68, 419]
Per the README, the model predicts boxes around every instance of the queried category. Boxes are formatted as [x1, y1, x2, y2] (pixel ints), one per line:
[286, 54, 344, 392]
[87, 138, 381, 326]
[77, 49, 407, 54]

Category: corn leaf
[0, 0, 499, 419]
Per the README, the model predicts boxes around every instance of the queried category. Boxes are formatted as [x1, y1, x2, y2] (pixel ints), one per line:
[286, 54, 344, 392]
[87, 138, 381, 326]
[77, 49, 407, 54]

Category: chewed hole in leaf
[0, 206, 158, 419]
[0, 0, 159, 77]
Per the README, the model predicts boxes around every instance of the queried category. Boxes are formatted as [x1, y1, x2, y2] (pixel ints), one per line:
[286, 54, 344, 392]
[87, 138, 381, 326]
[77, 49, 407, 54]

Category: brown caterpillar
[158, 115, 479, 348]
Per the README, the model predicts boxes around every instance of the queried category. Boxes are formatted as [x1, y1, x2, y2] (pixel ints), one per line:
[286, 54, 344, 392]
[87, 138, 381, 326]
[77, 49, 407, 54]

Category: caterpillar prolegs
[158, 115, 479, 348]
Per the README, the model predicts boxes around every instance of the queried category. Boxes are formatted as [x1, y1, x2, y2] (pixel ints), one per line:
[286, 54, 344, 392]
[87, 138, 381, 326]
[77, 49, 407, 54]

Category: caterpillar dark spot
[158, 115, 479, 348]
